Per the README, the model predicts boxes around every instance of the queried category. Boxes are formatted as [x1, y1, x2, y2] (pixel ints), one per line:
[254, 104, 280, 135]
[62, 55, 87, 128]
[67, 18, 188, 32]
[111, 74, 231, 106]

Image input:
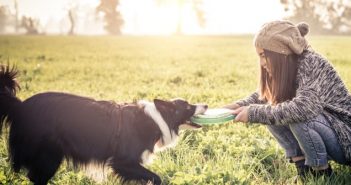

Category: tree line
[0, 0, 125, 35]
[281, 0, 351, 35]
[0, 0, 350, 35]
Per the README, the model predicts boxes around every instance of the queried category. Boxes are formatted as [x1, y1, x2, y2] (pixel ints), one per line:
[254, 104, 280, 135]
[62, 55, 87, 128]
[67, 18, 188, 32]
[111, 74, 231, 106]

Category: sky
[0, 0, 286, 35]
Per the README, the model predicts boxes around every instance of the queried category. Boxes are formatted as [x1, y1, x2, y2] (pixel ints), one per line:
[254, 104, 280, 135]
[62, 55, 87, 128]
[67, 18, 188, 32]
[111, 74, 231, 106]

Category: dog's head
[153, 98, 207, 131]
[138, 98, 207, 150]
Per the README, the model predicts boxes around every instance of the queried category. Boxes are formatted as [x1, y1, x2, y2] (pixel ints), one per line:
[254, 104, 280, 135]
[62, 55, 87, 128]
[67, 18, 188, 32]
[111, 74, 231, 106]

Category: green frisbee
[191, 108, 236, 125]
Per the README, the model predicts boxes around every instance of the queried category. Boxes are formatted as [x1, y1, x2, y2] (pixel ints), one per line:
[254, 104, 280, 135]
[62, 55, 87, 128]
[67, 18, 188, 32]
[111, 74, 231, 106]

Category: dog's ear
[154, 99, 175, 113]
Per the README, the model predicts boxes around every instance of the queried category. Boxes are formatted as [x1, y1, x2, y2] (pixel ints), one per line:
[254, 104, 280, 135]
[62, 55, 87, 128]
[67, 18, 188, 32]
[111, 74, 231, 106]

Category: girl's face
[255, 47, 269, 71]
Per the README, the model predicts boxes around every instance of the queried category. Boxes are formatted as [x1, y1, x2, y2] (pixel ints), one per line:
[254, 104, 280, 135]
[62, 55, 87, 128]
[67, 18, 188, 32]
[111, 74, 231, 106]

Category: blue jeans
[267, 114, 348, 167]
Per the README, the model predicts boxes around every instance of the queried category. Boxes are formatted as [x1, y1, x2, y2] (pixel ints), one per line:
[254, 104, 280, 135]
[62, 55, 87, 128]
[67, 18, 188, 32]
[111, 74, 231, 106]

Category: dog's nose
[204, 105, 208, 109]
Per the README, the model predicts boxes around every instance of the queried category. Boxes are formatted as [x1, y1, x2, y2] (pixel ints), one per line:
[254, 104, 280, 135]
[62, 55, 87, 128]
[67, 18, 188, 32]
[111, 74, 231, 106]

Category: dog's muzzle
[194, 104, 208, 115]
[180, 104, 208, 130]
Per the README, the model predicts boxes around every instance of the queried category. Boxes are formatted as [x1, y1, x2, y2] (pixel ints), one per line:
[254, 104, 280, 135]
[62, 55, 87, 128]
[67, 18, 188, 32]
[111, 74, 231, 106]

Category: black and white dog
[0, 65, 207, 185]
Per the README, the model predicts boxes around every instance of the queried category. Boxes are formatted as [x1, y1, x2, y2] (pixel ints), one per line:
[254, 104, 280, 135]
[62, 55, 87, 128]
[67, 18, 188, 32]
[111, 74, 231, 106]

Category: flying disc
[191, 108, 236, 125]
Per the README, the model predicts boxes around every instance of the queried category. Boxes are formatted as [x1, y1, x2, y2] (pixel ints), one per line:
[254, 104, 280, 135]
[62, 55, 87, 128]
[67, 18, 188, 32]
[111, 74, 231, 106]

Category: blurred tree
[192, 0, 205, 28]
[96, 0, 124, 35]
[280, 0, 351, 34]
[21, 16, 39, 35]
[14, 0, 18, 33]
[155, 0, 206, 35]
[0, 5, 8, 33]
[68, 9, 75, 35]
[65, 1, 78, 35]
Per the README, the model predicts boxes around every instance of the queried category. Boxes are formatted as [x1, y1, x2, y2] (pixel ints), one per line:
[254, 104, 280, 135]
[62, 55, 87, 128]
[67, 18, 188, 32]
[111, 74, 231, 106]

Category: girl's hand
[232, 106, 249, 123]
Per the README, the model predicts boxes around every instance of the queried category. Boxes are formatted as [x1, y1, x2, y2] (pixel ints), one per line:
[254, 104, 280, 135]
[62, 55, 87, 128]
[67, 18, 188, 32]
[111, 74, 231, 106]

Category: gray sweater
[236, 50, 351, 163]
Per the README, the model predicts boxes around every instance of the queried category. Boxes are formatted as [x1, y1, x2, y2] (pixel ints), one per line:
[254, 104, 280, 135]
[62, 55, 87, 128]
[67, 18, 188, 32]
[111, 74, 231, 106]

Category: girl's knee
[289, 114, 329, 133]
[288, 121, 308, 133]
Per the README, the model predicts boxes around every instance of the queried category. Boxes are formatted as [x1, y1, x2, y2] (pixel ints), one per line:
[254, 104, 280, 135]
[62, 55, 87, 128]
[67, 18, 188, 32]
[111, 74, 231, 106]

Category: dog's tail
[0, 64, 21, 134]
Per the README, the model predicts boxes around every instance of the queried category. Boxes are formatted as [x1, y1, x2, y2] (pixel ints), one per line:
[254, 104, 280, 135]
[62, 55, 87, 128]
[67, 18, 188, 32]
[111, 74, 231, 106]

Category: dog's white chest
[141, 150, 155, 165]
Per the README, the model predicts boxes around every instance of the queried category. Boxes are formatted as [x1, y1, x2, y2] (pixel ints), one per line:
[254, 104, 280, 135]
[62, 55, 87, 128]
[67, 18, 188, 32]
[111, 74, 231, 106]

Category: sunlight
[121, 0, 180, 35]
[120, 0, 205, 35]
[120, 0, 285, 35]
[0, 0, 286, 35]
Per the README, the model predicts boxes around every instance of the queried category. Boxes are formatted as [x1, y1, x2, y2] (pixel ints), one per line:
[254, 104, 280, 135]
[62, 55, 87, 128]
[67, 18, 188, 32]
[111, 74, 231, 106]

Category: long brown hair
[259, 50, 299, 105]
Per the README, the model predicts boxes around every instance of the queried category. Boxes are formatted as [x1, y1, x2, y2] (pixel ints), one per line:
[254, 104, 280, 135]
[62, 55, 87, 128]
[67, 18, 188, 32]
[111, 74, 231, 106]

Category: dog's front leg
[112, 162, 161, 185]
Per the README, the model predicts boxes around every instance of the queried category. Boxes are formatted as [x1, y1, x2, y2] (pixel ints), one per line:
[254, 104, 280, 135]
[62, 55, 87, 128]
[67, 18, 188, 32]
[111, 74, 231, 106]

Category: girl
[224, 20, 351, 179]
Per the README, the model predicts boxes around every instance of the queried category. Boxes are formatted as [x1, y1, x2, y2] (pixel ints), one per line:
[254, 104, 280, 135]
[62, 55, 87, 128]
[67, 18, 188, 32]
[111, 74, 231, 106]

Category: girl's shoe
[294, 160, 333, 183]
[311, 166, 333, 177]
[294, 159, 313, 179]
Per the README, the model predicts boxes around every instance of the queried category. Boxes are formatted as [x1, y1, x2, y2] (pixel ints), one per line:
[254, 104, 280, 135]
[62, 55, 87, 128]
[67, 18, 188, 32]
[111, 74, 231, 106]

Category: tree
[14, 0, 19, 33]
[280, 0, 351, 34]
[65, 1, 78, 35]
[192, 0, 205, 28]
[0, 5, 8, 33]
[155, 0, 206, 35]
[21, 16, 39, 35]
[96, 0, 124, 35]
[68, 9, 75, 35]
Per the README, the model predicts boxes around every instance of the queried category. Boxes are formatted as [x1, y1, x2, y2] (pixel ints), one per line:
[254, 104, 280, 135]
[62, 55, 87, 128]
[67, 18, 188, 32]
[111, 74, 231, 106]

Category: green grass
[0, 35, 351, 185]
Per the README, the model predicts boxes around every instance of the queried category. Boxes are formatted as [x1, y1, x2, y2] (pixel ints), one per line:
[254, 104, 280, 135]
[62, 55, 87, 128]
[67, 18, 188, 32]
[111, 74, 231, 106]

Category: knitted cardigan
[236, 50, 351, 163]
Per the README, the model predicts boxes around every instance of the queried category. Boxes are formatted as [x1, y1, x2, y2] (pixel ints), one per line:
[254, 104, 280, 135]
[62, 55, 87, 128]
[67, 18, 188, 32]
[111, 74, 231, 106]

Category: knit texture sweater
[236, 50, 351, 163]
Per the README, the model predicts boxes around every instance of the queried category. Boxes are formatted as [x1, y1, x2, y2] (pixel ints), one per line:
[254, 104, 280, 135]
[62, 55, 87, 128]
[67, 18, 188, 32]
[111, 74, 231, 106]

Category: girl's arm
[248, 85, 322, 125]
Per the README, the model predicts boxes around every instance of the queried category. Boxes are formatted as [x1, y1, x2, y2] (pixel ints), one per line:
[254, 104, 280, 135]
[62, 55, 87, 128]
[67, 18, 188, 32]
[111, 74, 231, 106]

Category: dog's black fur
[0, 65, 206, 185]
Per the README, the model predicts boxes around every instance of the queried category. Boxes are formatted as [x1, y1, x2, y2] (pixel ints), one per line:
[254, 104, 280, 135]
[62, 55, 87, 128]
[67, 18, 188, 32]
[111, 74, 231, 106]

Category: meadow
[0, 35, 351, 185]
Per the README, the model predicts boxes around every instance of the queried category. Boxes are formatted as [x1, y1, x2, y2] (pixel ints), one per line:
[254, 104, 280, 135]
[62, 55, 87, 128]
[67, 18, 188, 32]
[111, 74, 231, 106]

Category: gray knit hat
[254, 20, 309, 55]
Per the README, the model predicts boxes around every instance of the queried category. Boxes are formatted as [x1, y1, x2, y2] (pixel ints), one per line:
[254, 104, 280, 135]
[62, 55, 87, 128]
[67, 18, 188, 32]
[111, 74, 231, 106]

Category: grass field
[0, 35, 351, 185]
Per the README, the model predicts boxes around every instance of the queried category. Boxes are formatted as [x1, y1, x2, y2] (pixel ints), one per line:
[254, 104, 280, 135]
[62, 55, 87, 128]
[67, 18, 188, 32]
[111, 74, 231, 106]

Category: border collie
[0, 65, 207, 185]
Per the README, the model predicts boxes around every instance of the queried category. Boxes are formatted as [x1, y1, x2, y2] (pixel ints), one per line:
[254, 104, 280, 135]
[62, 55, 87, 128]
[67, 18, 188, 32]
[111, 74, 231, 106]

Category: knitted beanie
[254, 20, 309, 55]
